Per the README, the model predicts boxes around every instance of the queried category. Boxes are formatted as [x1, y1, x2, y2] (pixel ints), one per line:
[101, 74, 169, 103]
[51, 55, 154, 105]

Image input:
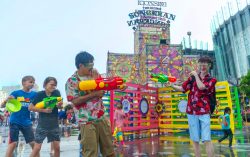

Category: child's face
[198, 62, 210, 73]
[22, 79, 35, 90]
[117, 103, 122, 109]
[45, 80, 57, 93]
[66, 109, 74, 115]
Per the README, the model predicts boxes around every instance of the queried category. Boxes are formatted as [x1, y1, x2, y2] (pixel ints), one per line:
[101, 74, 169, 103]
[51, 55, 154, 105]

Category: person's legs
[204, 141, 214, 157]
[117, 131, 127, 148]
[5, 123, 20, 157]
[50, 143, 54, 155]
[47, 128, 60, 157]
[78, 133, 82, 157]
[227, 129, 233, 147]
[24, 128, 40, 157]
[5, 142, 18, 157]
[187, 114, 201, 156]
[81, 124, 98, 157]
[51, 141, 60, 157]
[28, 141, 40, 157]
[64, 126, 69, 137]
[29, 143, 42, 157]
[67, 126, 71, 137]
[79, 143, 83, 157]
[218, 130, 229, 143]
[98, 119, 115, 157]
[30, 126, 47, 157]
[192, 141, 201, 157]
[20, 124, 35, 145]
[200, 114, 214, 157]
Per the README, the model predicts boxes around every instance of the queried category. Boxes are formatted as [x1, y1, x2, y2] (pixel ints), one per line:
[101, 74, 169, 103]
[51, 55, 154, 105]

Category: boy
[218, 107, 233, 147]
[65, 51, 114, 157]
[29, 77, 62, 157]
[0, 76, 37, 157]
[58, 105, 74, 137]
[168, 56, 216, 157]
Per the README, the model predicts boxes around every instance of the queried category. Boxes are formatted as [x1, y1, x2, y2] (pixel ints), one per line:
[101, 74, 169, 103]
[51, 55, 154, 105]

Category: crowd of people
[0, 51, 236, 157]
[0, 110, 10, 126]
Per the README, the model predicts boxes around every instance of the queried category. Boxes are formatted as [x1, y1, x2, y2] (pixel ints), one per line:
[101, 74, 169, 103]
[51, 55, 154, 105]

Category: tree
[239, 70, 250, 97]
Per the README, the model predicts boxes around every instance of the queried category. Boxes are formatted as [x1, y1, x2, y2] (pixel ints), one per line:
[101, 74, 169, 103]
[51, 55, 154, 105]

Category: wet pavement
[1, 126, 250, 157]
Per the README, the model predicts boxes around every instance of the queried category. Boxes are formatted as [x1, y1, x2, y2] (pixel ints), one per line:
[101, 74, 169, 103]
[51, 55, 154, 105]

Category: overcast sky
[0, 0, 225, 98]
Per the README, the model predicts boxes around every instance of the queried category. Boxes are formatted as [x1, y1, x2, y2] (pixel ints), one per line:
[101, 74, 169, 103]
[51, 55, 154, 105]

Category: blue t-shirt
[58, 110, 67, 120]
[9, 90, 37, 126]
[220, 113, 230, 130]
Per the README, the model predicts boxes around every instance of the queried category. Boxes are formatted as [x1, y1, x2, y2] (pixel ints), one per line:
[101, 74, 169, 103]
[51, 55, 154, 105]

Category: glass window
[225, 24, 231, 44]
[240, 13, 247, 30]
[248, 55, 250, 68]
[232, 18, 237, 35]
[223, 25, 228, 44]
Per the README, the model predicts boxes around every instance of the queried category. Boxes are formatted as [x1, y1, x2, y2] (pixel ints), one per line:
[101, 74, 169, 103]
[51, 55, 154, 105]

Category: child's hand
[90, 69, 101, 79]
[224, 121, 228, 126]
[222, 117, 228, 126]
[165, 82, 176, 88]
[1, 96, 15, 108]
[7, 95, 15, 100]
[57, 101, 63, 108]
[118, 84, 127, 91]
[43, 108, 52, 113]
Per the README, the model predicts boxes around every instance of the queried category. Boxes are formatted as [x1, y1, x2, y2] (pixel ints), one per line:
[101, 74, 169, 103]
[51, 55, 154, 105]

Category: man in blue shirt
[1, 76, 38, 157]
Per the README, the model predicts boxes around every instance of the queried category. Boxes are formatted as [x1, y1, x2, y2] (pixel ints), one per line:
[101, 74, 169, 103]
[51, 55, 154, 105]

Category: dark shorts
[9, 123, 34, 144]
[35, 126, 60, 143]
[78, 133, 81, 141]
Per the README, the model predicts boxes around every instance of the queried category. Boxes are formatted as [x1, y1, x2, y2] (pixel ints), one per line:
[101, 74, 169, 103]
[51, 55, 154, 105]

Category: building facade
[211, 1, 250, 83]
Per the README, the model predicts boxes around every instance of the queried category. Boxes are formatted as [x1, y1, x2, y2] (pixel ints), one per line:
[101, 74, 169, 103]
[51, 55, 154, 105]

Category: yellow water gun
[35, 97, 62, 109]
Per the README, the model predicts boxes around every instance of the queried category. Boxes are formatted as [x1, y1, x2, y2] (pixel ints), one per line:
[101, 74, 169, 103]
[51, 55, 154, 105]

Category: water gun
[150, 73, 177, 83]
[35, 97, 62, 109]
[79, 76, 126, 91]
[113, 127, 123, 141]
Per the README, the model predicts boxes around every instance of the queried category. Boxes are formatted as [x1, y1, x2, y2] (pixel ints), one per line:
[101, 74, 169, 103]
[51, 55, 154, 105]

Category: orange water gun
[79, 76, 126, 91]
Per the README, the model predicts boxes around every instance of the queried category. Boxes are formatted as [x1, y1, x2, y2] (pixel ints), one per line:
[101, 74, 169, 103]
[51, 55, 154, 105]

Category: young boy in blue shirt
[1, 76, 37, 157]
[218, 107, 233, 147]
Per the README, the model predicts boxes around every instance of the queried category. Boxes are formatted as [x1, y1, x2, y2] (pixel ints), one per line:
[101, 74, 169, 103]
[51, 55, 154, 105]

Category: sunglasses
[83, 63, 94, 68]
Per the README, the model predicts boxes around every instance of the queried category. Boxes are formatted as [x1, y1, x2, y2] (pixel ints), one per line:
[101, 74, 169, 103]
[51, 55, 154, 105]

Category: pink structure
[109, 83, 159, 135]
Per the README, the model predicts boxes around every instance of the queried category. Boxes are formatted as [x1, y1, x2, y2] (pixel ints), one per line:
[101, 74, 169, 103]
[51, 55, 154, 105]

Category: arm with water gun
[150, 73, 177, 84]
[78, 76, 126, 91]
[35, 97, 63, 109]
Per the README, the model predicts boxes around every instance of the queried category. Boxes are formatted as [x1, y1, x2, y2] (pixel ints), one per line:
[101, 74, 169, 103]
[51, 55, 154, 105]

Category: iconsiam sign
[127, 10, 175, 29]
[138, 0, 167, 7]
